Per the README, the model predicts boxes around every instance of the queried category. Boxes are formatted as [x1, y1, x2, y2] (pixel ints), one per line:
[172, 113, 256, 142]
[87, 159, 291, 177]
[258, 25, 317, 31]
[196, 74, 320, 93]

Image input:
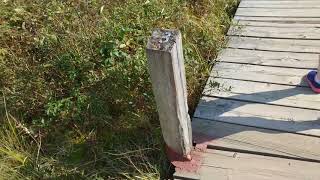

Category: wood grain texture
[204, 78, 320, 110]
[212, 62, 309, 86]
[234, 16, 320, 23]
[179, 1, 320, 179]
[218, 48, 318, 68]
[199, 149, 320, 180]
[174, 171, 200, 180]
[228, 36, 320, 53]
[236, 8, 320, 17]
[233, 20, 320, 28]
[195, 96, 320, 136]
[192, 118, 320, 160]
[146, 29, 192, 156]
[228, 25, 320, 39]
[239, 1, 320, 8]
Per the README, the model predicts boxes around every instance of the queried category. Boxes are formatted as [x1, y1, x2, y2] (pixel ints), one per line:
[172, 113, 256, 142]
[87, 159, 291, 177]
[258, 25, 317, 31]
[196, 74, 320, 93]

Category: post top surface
[147, 29, 180, 52]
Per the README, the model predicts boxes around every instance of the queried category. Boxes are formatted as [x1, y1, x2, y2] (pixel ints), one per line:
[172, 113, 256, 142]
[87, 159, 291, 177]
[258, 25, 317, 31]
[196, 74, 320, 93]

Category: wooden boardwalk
[175, 0, 320, 179]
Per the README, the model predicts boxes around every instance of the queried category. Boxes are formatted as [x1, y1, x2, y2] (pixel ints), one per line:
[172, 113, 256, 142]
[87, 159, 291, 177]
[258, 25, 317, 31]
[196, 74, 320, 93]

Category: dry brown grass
[0, 0, 238, 178]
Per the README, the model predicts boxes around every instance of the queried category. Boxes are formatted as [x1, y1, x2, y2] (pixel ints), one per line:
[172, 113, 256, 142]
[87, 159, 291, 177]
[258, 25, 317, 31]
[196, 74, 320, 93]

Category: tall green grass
[0, 0, 238, 178]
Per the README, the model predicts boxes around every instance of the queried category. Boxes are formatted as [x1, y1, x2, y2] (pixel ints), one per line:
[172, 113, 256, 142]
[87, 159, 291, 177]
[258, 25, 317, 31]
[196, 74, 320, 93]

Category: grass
[0, 0, 238, 179]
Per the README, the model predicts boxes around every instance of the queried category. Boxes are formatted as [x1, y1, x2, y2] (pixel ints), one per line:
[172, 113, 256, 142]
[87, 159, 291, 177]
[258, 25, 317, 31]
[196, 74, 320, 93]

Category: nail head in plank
[199, 149, 320, 180]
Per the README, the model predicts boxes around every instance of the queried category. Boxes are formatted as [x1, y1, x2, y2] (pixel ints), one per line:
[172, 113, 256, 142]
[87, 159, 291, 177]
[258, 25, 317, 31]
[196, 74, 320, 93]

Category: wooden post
[146, 29, 192, 160]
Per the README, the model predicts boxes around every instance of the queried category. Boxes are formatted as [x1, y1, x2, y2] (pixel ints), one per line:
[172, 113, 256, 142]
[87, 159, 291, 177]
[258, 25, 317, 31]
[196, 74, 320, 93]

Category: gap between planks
[239, 1, 320, 9]
[227, 36, 320, 54]
[211, 62, 310, 87]
[204, 75, 320, 110]
[200, 149, 320, 180]
[228, 25, 320, 40]
[233, 20, 320, 28]
[195, 95, 320, 136]
[177, 3, 320, 179]
[217, 48, 318, 69]
[175, 147, 320, 180]
[236, 8, 320, 18]
[234, 16, 320, 24]
[192, 118, 320, 161]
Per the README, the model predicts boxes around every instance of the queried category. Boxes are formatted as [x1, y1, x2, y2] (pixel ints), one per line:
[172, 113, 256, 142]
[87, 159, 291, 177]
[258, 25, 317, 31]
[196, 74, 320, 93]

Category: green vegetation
[0, 0, 238, 179]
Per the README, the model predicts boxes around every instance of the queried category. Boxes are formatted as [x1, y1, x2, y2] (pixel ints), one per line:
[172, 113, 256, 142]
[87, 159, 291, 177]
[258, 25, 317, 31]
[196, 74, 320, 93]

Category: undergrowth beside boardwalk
[0, 0, 238, 179]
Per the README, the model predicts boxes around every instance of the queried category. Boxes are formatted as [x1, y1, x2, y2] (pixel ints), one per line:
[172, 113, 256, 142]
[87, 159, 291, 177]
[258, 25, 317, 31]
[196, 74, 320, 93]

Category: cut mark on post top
[147, 29, 179, 51]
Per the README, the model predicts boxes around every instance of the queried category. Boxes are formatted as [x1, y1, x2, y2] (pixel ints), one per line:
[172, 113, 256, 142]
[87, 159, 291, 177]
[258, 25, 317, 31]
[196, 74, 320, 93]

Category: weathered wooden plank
[218, 48, 318, 68]
[146, 29, 192, 158]
[228, 36, 320, 53]
[199, 149, 320, 180]
[233, 20, 320, 28]
[174, 171, 200, 180]
[228, 25, 320, 39]
[234, 16, 320, 23]
[204, 78, 320, 110]
[239, 1, 320, 8]
[236, 8, 320, 17]
[212, 63, 309, 86]
[192, 118, 320, 160]
[195, 96, 320, 135]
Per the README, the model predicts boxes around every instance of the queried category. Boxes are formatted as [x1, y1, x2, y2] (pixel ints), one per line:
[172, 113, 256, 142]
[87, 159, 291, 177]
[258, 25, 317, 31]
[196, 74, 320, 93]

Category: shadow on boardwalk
[193, 77, 320, 146]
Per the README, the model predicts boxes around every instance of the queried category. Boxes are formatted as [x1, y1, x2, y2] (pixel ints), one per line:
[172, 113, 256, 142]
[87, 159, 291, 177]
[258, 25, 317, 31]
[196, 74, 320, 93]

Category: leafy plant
[0, 0, 238, 178]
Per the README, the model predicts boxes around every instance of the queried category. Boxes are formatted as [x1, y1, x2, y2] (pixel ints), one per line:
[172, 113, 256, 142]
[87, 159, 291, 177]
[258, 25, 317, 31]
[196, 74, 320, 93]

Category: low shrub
[0, 0, 238, 178]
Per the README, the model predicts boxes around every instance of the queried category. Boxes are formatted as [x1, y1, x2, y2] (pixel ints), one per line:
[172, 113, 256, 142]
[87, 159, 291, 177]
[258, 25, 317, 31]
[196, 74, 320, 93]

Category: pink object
[306, 75, 320, 93]
[166, 131, 215, 173]
[166, 145, 201, 173]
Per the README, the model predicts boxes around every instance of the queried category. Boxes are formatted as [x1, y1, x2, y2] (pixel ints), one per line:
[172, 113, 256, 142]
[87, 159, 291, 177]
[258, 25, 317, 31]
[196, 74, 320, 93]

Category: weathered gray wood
[218, 48, 318, 68]
[233, 20, 320, 28]
[174, 171, 200, 180]
[192, 118, 320, 160]
[146, 29, 192, 158]
[199, 149, 320, 180]
[195, 96, 320, 136]
[204, 78, 320, 110]
[228, 36, 320, 53]
[229, 25, 320, 39]
[213, 62, 309, 86]
[234, 16, 320, 23]
[236, 8, 320, 17]
[179, 1, 320, 179]
[239, 1, 320, 8]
